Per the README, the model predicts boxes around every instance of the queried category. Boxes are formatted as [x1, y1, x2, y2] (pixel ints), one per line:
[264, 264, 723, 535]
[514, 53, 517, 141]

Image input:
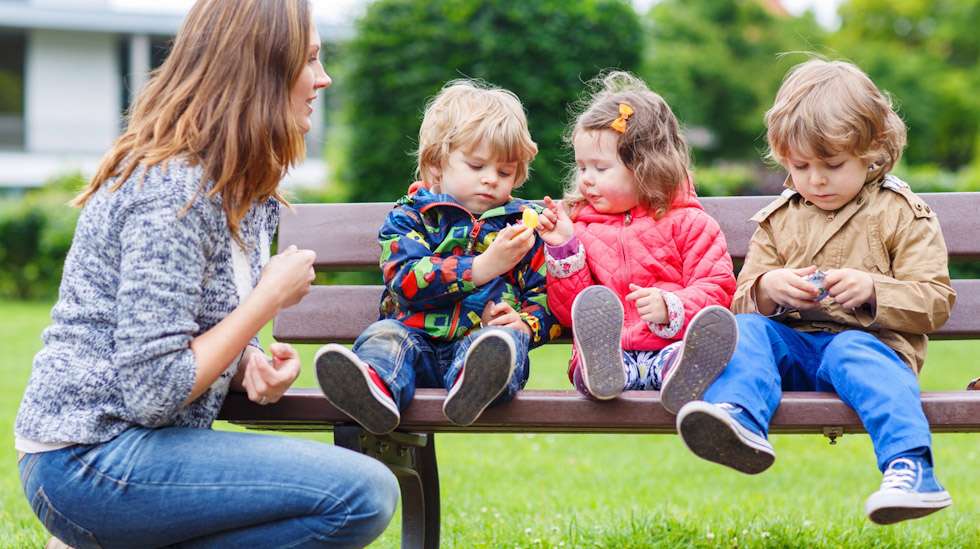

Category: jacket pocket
[862, 222, 891, 275]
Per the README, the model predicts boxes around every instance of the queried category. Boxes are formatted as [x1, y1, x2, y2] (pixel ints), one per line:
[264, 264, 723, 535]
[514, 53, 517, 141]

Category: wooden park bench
[219, 193, 980, 548]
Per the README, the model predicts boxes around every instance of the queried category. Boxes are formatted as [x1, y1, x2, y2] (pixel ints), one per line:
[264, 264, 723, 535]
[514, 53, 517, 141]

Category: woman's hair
[765, 58, 907, 182]
[73, 0, 312, 240]
[416, 79, 538, 188]
[564, 71, 690, 218]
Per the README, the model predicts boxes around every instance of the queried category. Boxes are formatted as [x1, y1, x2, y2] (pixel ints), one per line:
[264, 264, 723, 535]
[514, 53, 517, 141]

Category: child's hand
[824, 268, 876, 310]
[757, 265, 822, 313]
[481, 301, 531, 336]
[240, 343, 301, 405]
[471, 224, 535, 286]
[625, 283, 668, 324]
[536, 196, 574, 246]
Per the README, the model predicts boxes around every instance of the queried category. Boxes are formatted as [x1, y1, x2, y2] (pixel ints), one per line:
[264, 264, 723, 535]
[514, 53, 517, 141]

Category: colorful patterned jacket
[378, 184, 561, 347]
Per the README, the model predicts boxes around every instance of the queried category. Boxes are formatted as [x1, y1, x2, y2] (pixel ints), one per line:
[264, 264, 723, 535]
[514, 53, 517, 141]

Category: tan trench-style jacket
[733, 174, 955, 373]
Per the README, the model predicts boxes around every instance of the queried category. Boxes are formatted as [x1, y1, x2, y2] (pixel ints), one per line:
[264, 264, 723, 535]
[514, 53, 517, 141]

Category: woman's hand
[240, 343, 301, 405]
[625, 283, 668, 324]
[537, 196, 574, 246]
[255, 245, 316, 310]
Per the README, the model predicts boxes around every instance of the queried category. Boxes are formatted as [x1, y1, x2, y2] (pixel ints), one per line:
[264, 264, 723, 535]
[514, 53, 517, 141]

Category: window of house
[0, 31, 26, 149]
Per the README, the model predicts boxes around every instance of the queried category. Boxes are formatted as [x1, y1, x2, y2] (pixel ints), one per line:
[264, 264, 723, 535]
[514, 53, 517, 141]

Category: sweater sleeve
[667, 212, 737, 339]
[379, 205, 478, 310]
[544, 235, 595, 327]
[112, 192, 211, 427]
[516, 242, 562, 347]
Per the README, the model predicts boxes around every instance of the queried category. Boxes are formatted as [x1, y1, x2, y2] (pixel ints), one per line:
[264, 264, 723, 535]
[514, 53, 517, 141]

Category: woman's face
[290, 23, 331, 134]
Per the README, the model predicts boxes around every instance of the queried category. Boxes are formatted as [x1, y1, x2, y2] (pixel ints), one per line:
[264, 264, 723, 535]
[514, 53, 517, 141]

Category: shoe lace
[880, 458, 918, 491]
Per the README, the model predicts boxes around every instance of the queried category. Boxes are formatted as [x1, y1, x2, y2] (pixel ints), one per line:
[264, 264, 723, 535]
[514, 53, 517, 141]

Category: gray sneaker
[443, 331, 516, 426]
[659, 306, 738, 414]
[572, 285, 627, 400]
[677, 401, 775, 475]
[315, 344, 400, 435]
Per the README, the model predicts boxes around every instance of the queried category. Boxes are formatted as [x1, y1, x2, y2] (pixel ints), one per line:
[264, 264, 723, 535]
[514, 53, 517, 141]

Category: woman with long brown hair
[14, 1, 398, 546]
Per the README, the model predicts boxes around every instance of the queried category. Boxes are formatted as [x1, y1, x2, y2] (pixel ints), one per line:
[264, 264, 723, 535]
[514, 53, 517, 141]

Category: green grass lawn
[3, 299, 978, 548]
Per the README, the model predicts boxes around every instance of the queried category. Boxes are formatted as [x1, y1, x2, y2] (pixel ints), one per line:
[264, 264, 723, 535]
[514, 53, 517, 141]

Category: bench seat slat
[282, 193, 980, 269]
[274, 279, 980, 342]
[219, 389, 980, 434]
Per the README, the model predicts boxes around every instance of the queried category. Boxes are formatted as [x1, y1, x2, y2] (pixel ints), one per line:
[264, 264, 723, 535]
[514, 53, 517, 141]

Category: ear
[423, 163, 442, 186]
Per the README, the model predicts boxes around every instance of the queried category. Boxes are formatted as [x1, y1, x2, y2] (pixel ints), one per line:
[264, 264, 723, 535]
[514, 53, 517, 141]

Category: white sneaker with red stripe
[315, 343, 400, 435]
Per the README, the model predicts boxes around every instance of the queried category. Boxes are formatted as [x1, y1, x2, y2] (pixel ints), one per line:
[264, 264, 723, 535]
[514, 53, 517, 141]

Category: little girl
[537, 71, 737, 412]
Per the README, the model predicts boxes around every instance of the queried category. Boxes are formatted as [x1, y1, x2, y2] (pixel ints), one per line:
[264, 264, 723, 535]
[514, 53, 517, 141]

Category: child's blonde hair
[564, 71, 690, 218]
[766, 58, 907, 182]
[416, 79, 538, 187]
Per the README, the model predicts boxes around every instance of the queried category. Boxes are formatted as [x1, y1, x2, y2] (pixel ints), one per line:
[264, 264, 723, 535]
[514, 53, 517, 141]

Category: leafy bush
[338, 0, 643, 203]
[693, 163, 757, 197]
[0, 174, 83, 299]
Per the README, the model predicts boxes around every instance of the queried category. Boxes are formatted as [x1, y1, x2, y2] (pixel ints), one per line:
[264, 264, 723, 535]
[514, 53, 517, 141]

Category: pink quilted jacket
[546, 182, 736, 351]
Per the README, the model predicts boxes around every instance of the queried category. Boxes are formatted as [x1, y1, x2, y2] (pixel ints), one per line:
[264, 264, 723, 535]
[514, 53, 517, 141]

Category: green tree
[643, 0, 827, 163]
[831, 0, 980, 170]
[338, 0, 643, 202]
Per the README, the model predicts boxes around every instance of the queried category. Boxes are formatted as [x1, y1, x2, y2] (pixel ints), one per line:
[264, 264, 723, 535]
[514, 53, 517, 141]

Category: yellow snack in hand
[522, 208, 539, 230]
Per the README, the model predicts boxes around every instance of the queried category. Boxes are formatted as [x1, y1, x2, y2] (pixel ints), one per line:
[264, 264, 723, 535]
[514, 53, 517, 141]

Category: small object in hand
[522, 208, 539, 230]
[258, 396, 269, 405]
[804, 270, 829, 301]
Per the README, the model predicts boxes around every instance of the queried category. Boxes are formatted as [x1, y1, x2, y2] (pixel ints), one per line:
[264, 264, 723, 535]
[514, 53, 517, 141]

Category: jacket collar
[399, 181, 533, 220]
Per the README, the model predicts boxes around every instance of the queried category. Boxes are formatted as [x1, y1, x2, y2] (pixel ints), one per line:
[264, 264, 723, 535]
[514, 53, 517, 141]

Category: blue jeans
[351, 319, 531, 410]
[18, 426, 399, 548]
[703, 314, 932, 471]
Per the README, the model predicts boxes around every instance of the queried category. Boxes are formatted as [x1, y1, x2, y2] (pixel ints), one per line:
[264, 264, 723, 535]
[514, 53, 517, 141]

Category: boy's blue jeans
[352, 319, 531, 410]
[18, 426, 399, 548]
[703, 313, 932, 471]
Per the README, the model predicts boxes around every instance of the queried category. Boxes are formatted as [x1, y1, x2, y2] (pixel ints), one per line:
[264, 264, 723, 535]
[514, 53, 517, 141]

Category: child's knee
[735, 313, 771, 335]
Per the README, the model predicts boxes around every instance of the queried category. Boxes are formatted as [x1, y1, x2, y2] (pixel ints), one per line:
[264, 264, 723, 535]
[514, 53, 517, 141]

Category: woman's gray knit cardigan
[15, 160, 279, 446]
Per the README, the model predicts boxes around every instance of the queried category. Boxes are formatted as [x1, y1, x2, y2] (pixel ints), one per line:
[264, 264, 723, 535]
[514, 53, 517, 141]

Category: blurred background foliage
[5, 0, 980, 298]
[333, 0, 643, 203]
[320, 0, 980, 203]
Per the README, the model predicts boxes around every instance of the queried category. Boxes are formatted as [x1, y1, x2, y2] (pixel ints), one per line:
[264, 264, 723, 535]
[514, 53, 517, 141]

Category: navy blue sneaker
[677, 401, 775, 475]
[865, 456, 952, 524]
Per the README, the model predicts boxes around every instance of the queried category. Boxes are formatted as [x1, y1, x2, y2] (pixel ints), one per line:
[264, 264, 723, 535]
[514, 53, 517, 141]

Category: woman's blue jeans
[18, 426, 400, 548]
[351, 319, 531, 410]
[703, 313, 932, 471]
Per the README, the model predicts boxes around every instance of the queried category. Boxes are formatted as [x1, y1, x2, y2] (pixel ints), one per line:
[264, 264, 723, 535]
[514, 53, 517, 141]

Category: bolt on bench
[219, 193, 980, 548]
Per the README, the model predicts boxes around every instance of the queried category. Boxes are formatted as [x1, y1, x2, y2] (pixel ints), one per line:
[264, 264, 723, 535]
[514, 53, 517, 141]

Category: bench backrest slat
[281, 193, 980, 270]
[276, 192, 980, 343]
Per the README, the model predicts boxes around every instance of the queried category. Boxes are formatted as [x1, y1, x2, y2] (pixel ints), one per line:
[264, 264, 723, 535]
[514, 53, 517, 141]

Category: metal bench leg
[334, 426, 440, 549]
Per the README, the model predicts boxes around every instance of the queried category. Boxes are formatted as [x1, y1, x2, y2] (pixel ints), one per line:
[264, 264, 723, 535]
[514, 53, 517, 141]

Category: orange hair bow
[610, 103, 634, 134]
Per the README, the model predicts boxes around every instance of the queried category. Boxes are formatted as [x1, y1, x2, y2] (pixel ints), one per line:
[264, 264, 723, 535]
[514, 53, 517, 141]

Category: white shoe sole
[866, 488, 952, 525]
[572, 286, 626, 400]
[314, 344, 400, 435]
[677, 401, 775, 475]
[660, 306, 738, 414]
[443, 331, 516, 426]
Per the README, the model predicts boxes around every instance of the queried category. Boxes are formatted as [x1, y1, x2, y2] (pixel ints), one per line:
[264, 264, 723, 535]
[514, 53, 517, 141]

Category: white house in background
[0, 0, 349, 190]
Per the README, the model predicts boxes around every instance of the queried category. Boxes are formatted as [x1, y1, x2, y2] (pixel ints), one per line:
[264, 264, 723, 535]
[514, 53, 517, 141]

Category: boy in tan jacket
[675, 59, 956, 525]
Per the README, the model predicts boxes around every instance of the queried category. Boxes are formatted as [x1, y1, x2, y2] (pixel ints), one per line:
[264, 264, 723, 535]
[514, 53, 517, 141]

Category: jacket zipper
[419, 201, 481, 338]
[621, 210, 633, 349]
